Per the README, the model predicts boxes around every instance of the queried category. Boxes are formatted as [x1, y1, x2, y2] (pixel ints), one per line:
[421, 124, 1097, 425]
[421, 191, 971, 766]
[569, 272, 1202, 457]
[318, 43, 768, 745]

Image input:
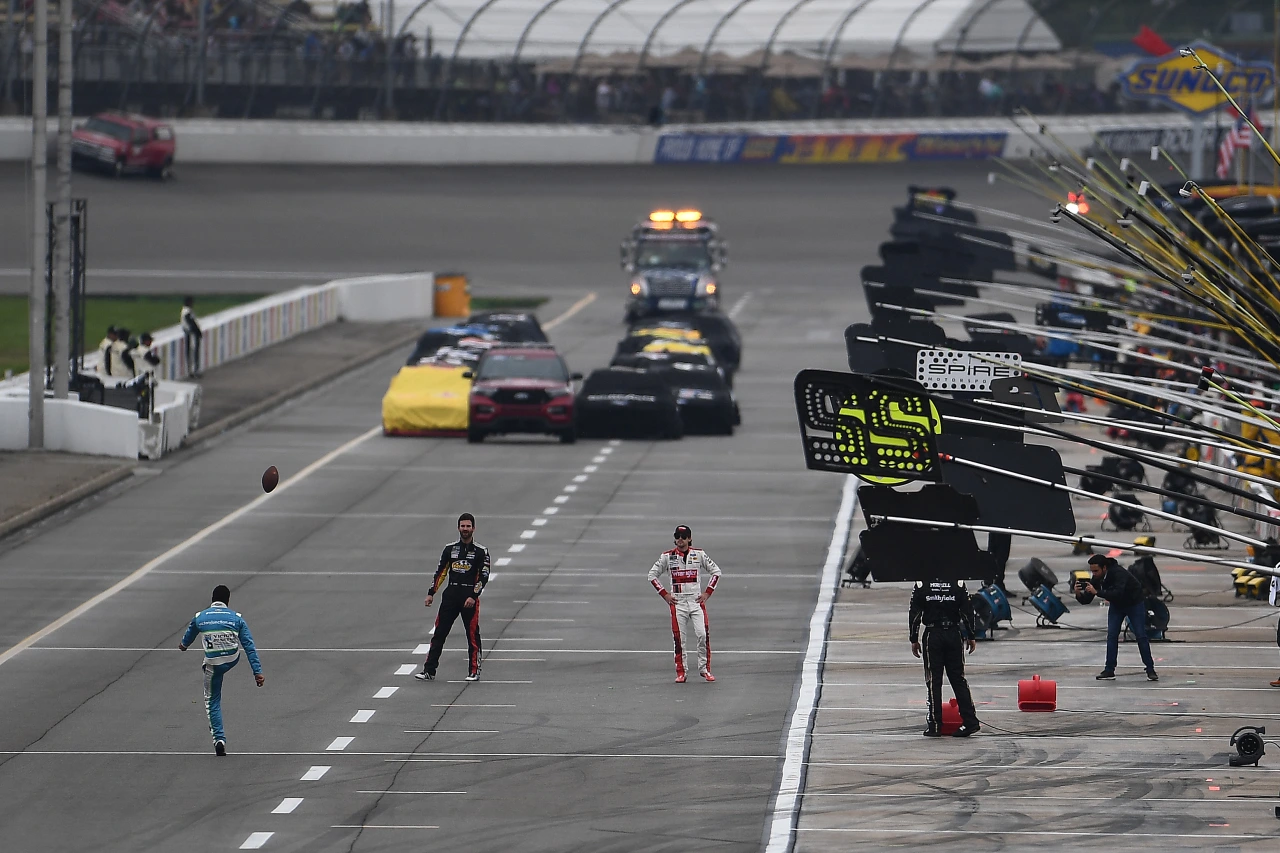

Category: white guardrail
[0, 273, 434, 459]
[0, 113, 1200, 165]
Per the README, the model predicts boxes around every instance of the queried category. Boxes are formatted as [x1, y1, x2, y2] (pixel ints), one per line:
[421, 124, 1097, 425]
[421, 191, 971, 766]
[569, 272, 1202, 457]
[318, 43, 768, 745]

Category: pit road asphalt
[0, 161, 1005, 853]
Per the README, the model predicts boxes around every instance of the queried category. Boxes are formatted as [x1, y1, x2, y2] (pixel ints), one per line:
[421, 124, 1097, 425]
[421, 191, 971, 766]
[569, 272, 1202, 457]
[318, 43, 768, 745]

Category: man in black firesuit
[910, 580, 981, 737]
[416, 513, 491, 682]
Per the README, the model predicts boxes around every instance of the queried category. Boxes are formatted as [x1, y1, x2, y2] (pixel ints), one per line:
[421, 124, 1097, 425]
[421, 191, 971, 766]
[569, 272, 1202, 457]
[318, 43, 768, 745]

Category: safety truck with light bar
[620, 209, 728, 321]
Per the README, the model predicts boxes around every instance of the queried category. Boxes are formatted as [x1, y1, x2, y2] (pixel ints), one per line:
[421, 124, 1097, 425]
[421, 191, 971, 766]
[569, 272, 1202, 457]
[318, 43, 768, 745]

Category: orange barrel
[1018, 674, 1057, 711]
[434, 272, 471, 318]
[940, 698, 963, 735]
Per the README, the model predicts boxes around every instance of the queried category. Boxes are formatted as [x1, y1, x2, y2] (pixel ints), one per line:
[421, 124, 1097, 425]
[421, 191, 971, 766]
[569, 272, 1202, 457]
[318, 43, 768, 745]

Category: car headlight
[630, 281, 645, 296]
[705, 282, 717, 295]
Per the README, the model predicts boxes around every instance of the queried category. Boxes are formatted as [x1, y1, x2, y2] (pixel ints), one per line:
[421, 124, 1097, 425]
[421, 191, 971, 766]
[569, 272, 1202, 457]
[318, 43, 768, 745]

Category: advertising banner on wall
[654, 131, 1008, 164]
[1118, 40, 1274, 115]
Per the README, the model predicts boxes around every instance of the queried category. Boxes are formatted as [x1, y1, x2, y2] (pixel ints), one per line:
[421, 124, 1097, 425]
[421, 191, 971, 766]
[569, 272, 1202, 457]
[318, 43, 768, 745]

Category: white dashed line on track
[562, 485, 578, 492]
[272, 798, 304, 814]
[350, 710, 376, 723]
[553, 496, 569, 504]
[239, 833, 274, 849]
[446, 680, 533, 684]
[572, 475, 588, 482]
[300, 766, 330, 781]
[430, 704, 515, 708]
[495, 557, 512, 566]
[508, 544, 526, 552]
[543, 507, 559, 515]
[531, 518, 547, 526]
[583, 465, 598, 473]
[520, 530, 537, 539]
[413, 644, 431, 655]
[591, 456, 606, 463]
[600, 447, 614, 455]
[395, 664, 417, 675]
[374, 687, 399, 698]
[404, 730, 499, 734]
[326, 737, 354, 751]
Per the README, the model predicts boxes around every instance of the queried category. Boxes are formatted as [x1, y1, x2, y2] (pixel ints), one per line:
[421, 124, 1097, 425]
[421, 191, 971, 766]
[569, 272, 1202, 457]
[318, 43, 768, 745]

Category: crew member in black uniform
[909, 580, 981, 737]
[417, 513, 491, 682]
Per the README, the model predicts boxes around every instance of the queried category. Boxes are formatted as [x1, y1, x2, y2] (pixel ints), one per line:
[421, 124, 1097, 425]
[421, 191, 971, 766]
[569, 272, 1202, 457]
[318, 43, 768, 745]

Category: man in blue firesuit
[179, 585, 265, 756]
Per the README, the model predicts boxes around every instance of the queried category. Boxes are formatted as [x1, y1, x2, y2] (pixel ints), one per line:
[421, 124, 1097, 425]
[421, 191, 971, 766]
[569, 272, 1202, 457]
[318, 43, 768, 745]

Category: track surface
[0, 161, 931, 852]
[6, 161, 1267, 853]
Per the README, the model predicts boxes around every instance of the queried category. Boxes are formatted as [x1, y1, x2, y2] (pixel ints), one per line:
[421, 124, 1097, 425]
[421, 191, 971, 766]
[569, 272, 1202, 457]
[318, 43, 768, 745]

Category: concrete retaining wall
[0, 271, 437, 458]
[0, 113, 1197, 166]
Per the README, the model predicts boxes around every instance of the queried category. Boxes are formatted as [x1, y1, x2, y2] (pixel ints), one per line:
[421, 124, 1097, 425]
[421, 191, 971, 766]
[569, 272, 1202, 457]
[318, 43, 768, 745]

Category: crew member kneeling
[910, 580, 981, 737]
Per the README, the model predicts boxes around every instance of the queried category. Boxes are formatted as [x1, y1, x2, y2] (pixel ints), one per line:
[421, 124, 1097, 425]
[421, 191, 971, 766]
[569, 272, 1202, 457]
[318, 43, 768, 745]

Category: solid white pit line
[395, 664, 417, 675]
[240, 833, 274, 849]
[0, 425, 382, 669]
[374, 687, 398, 698]
[765, 474, 857, 853]
[327, 737, 354, 751]
[351, 710, 376, 723]
[301, 766, 330, 781]
[272, 798, 304, 814]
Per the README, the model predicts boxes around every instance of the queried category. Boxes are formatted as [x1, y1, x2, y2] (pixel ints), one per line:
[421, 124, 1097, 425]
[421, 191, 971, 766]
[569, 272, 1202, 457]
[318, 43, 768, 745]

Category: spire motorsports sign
[1119, 40, 1274, 115]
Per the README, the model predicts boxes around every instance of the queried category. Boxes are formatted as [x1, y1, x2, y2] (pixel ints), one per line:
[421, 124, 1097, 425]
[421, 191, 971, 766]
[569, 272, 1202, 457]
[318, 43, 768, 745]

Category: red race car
[72, 111, 175, 179]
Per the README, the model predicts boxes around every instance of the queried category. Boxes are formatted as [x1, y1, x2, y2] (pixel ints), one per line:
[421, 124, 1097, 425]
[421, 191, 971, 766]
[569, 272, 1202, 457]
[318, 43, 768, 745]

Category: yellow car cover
[631, 326, 703, 342]
[382, 364, 472, 436]
[642, 339, 714, 358]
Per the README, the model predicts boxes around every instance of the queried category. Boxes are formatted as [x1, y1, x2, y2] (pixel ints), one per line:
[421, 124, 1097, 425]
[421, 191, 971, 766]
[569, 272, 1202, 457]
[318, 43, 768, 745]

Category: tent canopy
[397, 0, 1061, 72]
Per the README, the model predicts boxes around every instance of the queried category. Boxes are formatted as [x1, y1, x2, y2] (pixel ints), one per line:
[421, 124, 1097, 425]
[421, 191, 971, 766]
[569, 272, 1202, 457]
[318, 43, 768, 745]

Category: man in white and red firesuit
[647, 524, 721, 683]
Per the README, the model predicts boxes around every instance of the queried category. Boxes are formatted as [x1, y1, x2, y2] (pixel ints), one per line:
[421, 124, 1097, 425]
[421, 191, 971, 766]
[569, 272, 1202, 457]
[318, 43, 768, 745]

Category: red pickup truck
[72, 112, 175, 179]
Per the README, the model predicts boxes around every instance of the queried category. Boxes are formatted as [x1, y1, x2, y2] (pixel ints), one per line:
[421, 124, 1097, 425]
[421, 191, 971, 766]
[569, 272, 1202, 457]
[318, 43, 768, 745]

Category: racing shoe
[952, 723, 980, 738]
[214, 740, 226, 757]
[465, 671, 480, 682]
[414, 667, 435, 681]
[700, 670, 715, 682]
[675, 673, 687, 683]
[922, 729, 942, 738]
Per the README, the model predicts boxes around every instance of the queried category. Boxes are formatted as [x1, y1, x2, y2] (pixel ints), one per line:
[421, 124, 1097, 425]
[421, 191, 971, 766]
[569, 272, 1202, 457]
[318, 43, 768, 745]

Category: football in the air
[262, 466, 280, 493]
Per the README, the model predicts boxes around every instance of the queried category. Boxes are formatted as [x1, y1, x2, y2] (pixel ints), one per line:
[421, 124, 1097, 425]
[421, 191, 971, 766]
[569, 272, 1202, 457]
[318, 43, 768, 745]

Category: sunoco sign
[1119, 40, 1274, 115]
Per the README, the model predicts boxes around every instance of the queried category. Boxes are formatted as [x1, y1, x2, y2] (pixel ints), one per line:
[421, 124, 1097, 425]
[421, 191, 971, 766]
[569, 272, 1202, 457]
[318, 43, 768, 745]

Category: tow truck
[620, 209, 727, 321]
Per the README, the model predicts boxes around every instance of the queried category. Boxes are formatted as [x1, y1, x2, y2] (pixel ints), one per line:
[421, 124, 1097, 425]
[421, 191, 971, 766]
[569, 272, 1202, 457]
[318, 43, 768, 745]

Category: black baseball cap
[674, 525, 692, 539]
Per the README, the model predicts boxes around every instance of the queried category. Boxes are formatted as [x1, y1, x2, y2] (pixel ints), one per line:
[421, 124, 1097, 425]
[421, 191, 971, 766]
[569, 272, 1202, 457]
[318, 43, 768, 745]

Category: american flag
[1216, 109, 1257, 179]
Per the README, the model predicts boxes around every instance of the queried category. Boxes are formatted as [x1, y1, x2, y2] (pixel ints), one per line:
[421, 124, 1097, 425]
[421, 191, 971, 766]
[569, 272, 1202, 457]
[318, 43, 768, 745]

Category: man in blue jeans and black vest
[179, 585, 265, 755]
[1077, 554, 1158, 682]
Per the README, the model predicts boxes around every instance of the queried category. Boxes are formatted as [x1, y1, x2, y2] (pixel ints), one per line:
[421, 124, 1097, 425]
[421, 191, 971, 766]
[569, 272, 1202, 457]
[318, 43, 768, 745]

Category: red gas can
[940, 698, 963, 734]
[1018, 674, 1057, 711]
